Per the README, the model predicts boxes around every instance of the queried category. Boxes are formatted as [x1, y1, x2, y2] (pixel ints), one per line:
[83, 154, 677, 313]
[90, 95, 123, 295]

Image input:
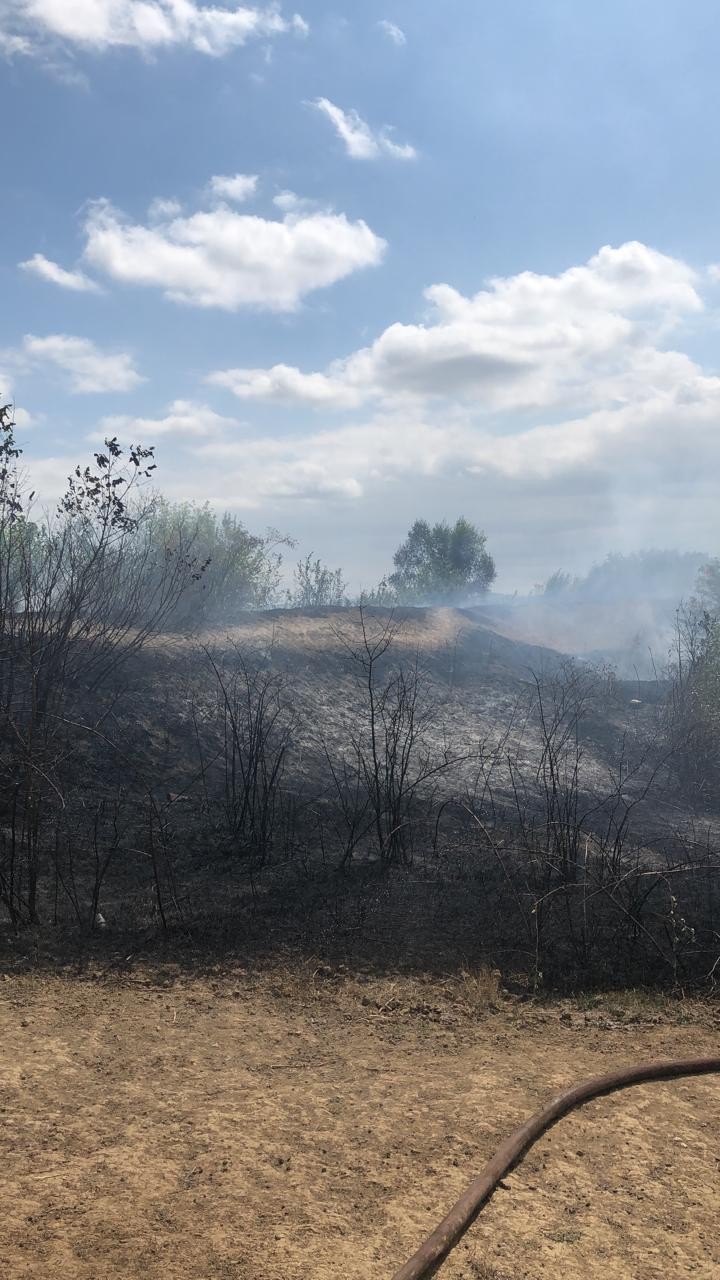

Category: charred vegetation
[0, 406, 718, 992]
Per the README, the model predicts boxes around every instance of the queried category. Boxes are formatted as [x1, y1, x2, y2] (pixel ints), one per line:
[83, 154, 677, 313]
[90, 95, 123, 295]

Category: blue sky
[2, 0, 720, 590]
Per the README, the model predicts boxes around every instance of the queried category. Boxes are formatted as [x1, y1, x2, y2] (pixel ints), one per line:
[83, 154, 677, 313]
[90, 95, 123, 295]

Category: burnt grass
[1, 606, 719, 992]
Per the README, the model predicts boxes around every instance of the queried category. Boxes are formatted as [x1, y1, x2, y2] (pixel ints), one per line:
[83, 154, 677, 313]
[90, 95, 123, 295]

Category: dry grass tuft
[457, 965, 503, 1011]
[466, 1258, 513, 1279]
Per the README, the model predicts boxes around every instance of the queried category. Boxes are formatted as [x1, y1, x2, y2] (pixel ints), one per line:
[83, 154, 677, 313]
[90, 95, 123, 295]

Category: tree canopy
[136, 500, 292, 628]
[388, 517, 496, 604]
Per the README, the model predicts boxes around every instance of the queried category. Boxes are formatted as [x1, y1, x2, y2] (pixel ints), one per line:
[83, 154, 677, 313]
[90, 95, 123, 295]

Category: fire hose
[391, 1055, 720, 1280]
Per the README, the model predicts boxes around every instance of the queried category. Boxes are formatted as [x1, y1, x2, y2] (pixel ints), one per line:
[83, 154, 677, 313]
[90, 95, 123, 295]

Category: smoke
[475, 549, 711, 679]
[549, 550, 708, 604]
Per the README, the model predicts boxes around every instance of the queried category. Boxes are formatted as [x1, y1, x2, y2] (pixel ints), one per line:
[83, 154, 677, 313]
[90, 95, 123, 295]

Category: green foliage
[388, 517, 496, 604]
[137, 500, 292, 627]
[59, 436, 157, 531]
[541, 569, 574, 595]
[358, 575, 399, 608]
[286, 554, 347, 609]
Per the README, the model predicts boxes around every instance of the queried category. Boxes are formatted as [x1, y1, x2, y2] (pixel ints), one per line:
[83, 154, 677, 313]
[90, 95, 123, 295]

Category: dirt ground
[1, 965, 718, 1280]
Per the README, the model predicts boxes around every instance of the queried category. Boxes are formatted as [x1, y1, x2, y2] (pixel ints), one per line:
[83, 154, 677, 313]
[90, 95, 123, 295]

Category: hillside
[1, 603, 716, 989]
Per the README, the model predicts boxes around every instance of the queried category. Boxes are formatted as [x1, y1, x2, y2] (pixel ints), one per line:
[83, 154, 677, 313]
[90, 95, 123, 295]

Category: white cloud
[29, 237, 709, 586]
[182, 368, 720, 522]
[0, 29, 33, 54]
[0, 373, 42, 431]
[0, 379, 39, 429]
[148, 197, 183, 221]
[97, 399, 244, 439]
[12, 235, 714, 586]
[208, 363, 363, 407]
[78, 194, 386, 311]
[211, 241, 702, 411]
[19, 252, 101, 293]
[378, 19, 405, 46]
[13, 406, 38, 428]
[188, 429, 367, 503]
[21, 334, 144, 393]
[272, 190, 318, 214]
[310, 98, 416, 161]
[3, 1, 309, 57]
[208, 172, 258, 203]
[191, 239, 720, 584]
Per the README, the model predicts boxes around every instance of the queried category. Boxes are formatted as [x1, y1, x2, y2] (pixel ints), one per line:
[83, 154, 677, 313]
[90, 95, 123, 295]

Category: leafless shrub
[450, 660, 718, 987]
[200, 643, 297, 869]
[663, 604, 720, 799]
[330, 608, 469, 865]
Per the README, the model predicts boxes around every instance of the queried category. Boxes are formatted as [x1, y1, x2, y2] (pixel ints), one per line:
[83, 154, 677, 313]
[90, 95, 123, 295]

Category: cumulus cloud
[310, 98, 416, 160]
[272, 190, 318, 214]
[76, 194, 385, 311]
[21, 334, 144, 393]
[188, 429, 367, 503]
[97, 399, 244, 439]
[189, 239, 720, 584]
[207, 363, 363, 407]
[378, 19, 405, 46]
[210, 241, 702, 410]
[208, 172, 258, 203]
[19, 252, 101, 293]
[2, 1, 308, 57]
[184, 366, 720, 531]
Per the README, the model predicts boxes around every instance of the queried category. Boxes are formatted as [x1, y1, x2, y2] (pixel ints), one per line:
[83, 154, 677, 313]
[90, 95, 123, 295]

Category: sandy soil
[1, 966, 718, 1280]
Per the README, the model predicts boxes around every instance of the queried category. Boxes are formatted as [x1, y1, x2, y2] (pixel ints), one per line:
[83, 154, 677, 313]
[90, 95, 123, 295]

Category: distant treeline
[540, 549, 715, 605]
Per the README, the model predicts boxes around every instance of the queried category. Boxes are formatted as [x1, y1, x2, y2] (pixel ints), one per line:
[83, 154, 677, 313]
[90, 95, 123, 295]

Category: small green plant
[286, 552, 347, 608]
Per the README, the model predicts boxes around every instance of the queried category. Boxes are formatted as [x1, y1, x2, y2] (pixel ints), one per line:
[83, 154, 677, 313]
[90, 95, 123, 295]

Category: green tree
[136, 500, 292, 628]
[388, 517, 496, 604]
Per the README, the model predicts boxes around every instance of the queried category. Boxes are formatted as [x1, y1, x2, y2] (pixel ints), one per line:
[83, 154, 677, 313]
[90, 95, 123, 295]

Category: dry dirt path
[1, 966, 718, 1280]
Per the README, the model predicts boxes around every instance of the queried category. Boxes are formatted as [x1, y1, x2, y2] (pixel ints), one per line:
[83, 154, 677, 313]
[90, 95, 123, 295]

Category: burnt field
[2, 605, 719, 991]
